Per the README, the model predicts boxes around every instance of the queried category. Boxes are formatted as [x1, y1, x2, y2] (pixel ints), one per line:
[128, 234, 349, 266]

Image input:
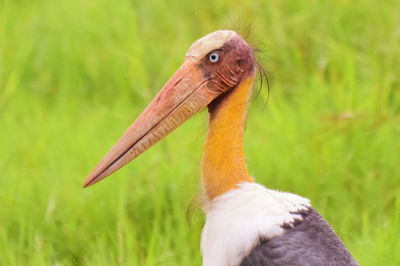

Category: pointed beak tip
[82, 176, 96, 188]
[82, 181, 91, 188]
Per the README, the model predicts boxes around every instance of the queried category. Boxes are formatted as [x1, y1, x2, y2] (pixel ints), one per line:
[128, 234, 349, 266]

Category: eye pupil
[208, 52, 219, 63]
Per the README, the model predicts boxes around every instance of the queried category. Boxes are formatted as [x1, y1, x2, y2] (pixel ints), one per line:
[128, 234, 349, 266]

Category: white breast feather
[201, 182, 311, 266]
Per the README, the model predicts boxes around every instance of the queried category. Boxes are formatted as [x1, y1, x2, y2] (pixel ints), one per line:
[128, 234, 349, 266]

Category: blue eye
[208, 52, 220, 63]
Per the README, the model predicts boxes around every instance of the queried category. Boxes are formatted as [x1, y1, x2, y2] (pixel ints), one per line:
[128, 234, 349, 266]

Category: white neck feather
[201, 182, 311, 266]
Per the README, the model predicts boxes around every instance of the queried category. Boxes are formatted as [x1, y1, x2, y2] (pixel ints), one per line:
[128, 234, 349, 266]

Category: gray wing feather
[240, 208, 358, 266]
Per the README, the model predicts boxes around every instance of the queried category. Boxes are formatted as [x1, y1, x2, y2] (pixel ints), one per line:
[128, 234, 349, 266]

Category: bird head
[83, 30, 256, 187]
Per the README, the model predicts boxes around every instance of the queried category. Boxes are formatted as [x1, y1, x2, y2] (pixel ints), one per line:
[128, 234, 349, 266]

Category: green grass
[1, 0, 400, 265]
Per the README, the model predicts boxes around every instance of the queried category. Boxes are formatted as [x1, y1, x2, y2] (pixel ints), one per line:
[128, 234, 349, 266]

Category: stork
[83, 30, 358, 266]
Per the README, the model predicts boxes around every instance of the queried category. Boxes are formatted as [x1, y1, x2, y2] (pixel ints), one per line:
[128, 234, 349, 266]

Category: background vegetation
[1, 0, 399, 265]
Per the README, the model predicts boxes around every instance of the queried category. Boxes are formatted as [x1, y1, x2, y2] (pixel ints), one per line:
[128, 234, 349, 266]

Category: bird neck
[202, 76, 255, 200]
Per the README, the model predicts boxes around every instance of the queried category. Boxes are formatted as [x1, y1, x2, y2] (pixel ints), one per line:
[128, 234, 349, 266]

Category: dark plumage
[240, 208, 358, 266]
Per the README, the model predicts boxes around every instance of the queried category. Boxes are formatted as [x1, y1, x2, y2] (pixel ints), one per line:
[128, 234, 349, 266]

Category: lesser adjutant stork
[84, 30, 358, 266]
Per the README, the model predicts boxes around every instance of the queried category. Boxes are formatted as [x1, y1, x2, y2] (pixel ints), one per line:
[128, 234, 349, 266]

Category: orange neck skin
[202, 76, 255, 200]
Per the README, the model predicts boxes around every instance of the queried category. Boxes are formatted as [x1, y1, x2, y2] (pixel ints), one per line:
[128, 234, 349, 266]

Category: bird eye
[208, 52, 220, 63]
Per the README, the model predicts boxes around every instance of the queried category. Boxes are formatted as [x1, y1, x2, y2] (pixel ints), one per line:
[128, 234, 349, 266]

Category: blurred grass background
[1, 0, 399, 265]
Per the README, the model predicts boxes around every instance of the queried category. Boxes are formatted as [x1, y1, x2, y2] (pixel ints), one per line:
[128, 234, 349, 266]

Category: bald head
[184, 30, 256, 95]
[186, 30, 237, 61]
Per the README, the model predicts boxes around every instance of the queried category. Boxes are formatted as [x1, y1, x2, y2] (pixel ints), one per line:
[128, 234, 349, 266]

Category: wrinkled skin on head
[189, 33, 256, 96]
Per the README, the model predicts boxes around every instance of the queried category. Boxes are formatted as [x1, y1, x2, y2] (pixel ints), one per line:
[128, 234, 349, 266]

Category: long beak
[83, 60, 216, 187]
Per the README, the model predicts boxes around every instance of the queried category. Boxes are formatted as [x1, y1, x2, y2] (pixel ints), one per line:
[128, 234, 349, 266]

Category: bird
[83, 30, 358, 266]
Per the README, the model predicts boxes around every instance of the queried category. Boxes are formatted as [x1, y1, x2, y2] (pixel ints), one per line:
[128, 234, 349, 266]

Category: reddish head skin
[83, 30, 256, 198]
